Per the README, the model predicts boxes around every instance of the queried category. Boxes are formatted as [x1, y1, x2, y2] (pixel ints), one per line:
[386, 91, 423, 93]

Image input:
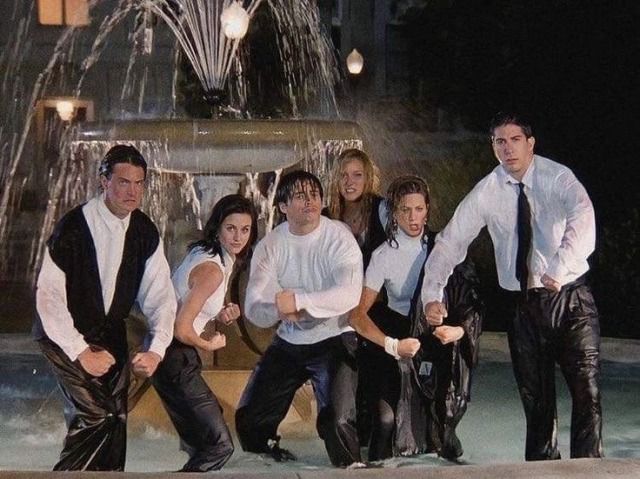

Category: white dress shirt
[36, 195, 176, 361]
[422, 155, 596, 303]
[244, 216, 363, 344]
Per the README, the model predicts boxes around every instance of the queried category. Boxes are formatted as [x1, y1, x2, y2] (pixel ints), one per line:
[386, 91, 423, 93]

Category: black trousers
[506, 278, 603, 460]
[235, 332, 360, 467]
[151, 339, 234, 472]
[39, 339, 128, 471]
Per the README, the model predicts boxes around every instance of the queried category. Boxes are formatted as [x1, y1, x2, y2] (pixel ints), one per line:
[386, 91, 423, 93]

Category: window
[38, 0, 89, 26]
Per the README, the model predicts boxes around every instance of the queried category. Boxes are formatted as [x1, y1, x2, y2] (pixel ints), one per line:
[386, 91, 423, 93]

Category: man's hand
[203, 332, 227, 352]
[397, 338, 421, 358]
[541, 273, 561, 293]
[276, 290, 299, 321]
[433, 325, 464, 345]
[131, 351, 162, 378]
[425, 301, 448, 326]
[217, 303, 241, 325]
[78, 347, 115, 377]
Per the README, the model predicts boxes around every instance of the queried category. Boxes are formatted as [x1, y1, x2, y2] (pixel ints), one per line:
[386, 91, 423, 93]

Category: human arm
[294, 244, 363, 318]
[244, 240, 282, 328]
[136, 241, 177, 363]
[544, 172, 596, 287]
[421, 187, 487, 307]
[36, 249, 116, 375]
[173, 261, 230, 352]
[349, 287, 420, 358]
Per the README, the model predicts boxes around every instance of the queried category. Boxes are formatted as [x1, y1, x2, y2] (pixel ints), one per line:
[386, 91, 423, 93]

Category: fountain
[0, 0, 366, 369]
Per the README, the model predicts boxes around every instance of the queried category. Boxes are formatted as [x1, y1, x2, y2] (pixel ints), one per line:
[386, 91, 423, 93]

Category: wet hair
[384, 175, 431, 248]
[274, 170, 324, 206]
[99, 144, 148, 179]
[189, 194, 258, 265]
[489, 111, 533, 139]
[327, 148, 380, 223]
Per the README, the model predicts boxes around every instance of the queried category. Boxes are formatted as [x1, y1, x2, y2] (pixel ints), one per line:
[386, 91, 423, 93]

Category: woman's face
[339, 159, 367, 203]
[394, 193, 428, 237]
[218, 213, 253, 256]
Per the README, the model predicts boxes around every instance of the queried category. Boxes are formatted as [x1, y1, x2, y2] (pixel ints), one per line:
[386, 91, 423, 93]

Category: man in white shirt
[421, 112, 602, 460]
[34, 145, 176, 471]
[235, 170, 364, 467]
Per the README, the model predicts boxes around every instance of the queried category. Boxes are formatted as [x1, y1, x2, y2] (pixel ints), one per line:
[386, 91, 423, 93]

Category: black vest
[33, 205, 159, 361]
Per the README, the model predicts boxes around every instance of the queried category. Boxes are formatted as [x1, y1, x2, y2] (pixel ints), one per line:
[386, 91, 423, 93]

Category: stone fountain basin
[76, 119, 364, 174]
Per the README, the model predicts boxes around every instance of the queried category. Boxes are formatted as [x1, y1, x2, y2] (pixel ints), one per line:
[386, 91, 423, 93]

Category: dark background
[399, 0, 640, 338]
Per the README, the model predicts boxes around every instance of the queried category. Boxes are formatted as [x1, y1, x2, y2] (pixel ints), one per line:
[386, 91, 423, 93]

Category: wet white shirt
[365, 229, 428, 316]
[245, 216, 363, 344]
[422, 155, 596, 303]
[36, 195, 176, 361]
[172, 247, 234, 336]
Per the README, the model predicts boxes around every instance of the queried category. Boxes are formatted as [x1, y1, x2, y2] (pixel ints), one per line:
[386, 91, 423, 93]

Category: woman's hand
[397, 338, 421, 358]
[433, 325, 464, 344]
[204, 332, 227, 352]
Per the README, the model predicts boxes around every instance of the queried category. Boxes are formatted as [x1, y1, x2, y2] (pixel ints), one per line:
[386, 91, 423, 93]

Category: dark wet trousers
[506, 277, 603, 461]
[39, 338, 128, 471]
[151, 339, 234, 472]
[235, 332, 361, 467]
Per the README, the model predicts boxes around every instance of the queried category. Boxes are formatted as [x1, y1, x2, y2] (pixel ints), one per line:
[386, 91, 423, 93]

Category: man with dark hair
[34, 144, 176, 471]
[236, 170, 364, 467]
[421, 112, 602, 461]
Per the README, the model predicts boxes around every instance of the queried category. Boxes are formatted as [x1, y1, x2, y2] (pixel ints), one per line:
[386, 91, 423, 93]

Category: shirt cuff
[294, 292, 307, 312]
[65, 337, 90, 362]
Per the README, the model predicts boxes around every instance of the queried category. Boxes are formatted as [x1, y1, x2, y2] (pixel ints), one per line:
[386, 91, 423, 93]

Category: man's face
[279, 181, 322, 233]
[101, 163, 146, 219]
[492, 123, 535, 181]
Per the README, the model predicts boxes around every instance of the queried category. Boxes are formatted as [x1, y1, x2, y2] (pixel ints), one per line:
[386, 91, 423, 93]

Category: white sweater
[245, 216, 363, 344]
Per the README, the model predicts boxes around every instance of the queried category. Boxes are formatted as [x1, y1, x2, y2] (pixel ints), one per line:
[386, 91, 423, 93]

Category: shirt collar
[500, 154, 537, 189]
[96, 194, 131, 232]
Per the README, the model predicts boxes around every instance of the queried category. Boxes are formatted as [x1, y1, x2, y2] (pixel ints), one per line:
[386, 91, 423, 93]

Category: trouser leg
[152, 341, 234, 471]
[314, 332, 361, 467]
[235, 338, 307, 453]
[360, 348, 399, 461]
[555, 284, 603, 458]
[507, 296, 560, 461]
[433, 343, 468, 459]
[39, 339, 128, 471]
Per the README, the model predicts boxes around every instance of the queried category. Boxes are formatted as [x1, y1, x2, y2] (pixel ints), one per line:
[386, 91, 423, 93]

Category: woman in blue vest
[152, 194, 258, 472]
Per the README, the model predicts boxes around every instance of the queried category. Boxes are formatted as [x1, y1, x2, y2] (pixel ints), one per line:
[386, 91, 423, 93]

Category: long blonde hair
[327, 149, 381, 222]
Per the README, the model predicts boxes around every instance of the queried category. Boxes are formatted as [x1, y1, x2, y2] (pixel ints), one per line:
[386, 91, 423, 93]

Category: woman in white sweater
[152, 194, 258, 472]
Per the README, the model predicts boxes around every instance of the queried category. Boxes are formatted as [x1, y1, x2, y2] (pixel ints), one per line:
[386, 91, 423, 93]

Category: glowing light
[346, 48, 364, 75]
[220, 1, 250, 40]
[55, 100, 75, 122]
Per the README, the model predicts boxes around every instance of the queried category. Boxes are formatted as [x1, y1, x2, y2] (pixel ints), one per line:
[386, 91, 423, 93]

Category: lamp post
[346, 48, 364, 118]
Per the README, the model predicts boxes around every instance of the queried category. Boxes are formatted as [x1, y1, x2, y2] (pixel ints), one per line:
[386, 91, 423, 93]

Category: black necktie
[516, 183, 532, 292]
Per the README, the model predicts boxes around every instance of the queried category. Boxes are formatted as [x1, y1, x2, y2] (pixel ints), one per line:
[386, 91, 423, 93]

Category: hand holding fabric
[131, 350, 162, 378]
[78, 347, 115, 377]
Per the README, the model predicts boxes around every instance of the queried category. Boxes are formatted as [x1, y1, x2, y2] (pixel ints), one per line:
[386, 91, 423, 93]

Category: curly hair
[384, 175, 431, 248]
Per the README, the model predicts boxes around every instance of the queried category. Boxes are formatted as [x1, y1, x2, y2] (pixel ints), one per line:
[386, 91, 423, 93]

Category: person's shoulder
[51, 204, 86, 238]
[323, 216, 355, 238]
[534, 154, 573, 175]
